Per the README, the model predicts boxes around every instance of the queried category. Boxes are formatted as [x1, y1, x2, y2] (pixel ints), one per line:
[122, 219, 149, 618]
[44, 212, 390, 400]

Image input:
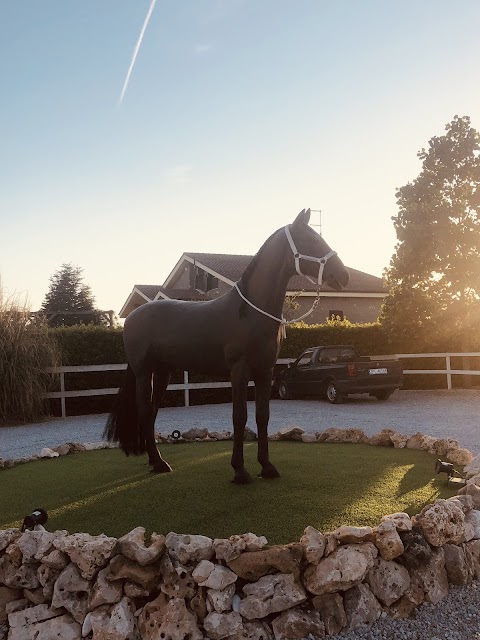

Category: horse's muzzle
[326, 269, 349, 291]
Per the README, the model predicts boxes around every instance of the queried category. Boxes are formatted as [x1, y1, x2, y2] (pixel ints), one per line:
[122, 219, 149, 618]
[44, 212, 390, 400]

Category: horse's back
[125, 298, 229, 336]
[123, 298, 233, 374]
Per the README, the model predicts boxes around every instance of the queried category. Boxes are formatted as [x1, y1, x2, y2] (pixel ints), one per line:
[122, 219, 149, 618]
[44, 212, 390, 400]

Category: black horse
[105, 209, 349, 484]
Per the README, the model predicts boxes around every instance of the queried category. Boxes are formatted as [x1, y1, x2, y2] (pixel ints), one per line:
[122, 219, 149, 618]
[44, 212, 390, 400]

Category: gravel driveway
[2, 390, 479, 459]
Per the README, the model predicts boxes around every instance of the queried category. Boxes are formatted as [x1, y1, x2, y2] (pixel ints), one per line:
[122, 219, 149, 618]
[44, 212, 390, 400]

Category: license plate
[369, 368, 388, 375]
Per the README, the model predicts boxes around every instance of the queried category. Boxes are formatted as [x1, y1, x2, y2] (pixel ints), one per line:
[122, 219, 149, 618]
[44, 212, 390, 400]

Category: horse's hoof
[232, 471, 253, 485]
[259, 465, 280, 479]
[151, 462, 173, 474]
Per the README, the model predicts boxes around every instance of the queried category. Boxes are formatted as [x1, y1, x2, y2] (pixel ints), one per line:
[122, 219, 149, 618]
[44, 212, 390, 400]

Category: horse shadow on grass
[395, 459, 457, 514]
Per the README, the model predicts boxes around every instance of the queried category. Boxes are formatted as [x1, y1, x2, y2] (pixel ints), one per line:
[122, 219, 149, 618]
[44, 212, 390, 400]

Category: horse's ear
[292, 208, 311, 227]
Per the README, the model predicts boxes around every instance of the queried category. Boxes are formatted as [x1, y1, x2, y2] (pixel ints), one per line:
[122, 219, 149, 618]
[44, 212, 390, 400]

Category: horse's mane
[237, 228, 282, 317]
[239, 228, 282, 288]
[238, 253, 259, 290]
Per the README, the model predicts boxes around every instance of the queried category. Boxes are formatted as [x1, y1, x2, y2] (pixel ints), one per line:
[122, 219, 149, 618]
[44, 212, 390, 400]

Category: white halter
[234, 224, 337, 336]
[284, 224, 337, 287]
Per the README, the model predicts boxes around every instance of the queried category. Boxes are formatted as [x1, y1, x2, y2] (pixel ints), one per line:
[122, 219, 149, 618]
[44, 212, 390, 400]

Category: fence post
[445, 355, 452, 390]
[184, 371, 190, 407]
[60, 372, 67, 418]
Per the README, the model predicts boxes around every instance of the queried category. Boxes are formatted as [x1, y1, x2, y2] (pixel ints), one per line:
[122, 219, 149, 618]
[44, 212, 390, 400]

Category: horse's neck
[238, 233, 293, 318]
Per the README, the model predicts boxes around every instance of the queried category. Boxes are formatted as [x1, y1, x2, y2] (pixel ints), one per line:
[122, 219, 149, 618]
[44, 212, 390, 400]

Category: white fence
[393, 352, 480, 391]
[45, 353, 480, 418]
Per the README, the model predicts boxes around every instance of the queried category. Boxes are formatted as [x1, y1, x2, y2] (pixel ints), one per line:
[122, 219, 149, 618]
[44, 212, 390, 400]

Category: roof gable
[121, 253, 387, 317]
[181, 253, 386, 294]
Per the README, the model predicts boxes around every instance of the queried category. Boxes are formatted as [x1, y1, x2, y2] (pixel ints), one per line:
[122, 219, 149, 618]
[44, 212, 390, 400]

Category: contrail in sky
[119, 0, 157, 104]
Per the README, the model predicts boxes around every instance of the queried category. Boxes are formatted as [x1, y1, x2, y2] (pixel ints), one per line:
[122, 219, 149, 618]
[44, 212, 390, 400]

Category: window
[194, 270, 207, 291]
[206, 273, 218, 291]
[297, 350, 314, 366]
[318, 347, 356, 364]
[194, 268, 218, 293]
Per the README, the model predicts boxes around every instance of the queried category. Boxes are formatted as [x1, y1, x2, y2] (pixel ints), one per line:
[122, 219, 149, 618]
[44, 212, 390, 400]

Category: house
[119, 252, 387, 323]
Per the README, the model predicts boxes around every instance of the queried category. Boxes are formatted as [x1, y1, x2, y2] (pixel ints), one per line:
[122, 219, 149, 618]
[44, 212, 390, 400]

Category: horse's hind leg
[137, 371, 172, 474]
[230, 361, 252, 484]
[150, 368, 173, 471]
[254, 368, 280, 479]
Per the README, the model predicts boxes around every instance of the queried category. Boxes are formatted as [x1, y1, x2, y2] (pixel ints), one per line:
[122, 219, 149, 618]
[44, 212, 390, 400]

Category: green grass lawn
[0, 442, 457, 544]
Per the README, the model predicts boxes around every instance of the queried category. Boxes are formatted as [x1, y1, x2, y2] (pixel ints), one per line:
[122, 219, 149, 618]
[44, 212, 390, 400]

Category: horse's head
[288, 209, 349, 290]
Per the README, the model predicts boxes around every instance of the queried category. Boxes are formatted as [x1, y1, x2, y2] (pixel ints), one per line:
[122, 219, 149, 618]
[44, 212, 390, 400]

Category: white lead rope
[234, 283, 321, 338]
[234, 224, 337, 338]
[234, 283, 286, 325]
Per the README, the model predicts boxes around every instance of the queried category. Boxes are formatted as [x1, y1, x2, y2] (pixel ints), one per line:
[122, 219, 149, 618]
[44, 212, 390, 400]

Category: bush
[0, 292, 59, 424]
[50, 325, 125, 365]
[279, 318, 391, 358]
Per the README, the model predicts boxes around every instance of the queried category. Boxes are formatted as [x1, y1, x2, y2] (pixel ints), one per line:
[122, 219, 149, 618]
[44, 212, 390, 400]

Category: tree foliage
[381, 115, 480, 348]
[41, 263, 103, 326]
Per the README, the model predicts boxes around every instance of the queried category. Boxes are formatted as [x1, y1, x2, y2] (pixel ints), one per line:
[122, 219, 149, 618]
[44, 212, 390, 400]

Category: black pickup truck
[275, 345, 403, 403]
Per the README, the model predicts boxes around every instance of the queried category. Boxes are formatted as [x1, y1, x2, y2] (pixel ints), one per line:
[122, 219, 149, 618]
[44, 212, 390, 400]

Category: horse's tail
[103, 365, 146, 456]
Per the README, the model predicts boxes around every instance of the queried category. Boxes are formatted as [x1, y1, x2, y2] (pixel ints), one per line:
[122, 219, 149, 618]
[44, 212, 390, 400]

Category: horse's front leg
[230, 361, 252, 484]
[137, 373, 172, 474]
[254, 368, 280, 479]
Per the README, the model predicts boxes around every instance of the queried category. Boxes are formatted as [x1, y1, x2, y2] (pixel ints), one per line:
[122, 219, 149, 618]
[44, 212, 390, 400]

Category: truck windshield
[297, 350, 314, 366]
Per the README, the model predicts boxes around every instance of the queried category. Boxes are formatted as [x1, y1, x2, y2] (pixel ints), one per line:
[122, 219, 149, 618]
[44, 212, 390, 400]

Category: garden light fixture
[21, 508, 48, 532]
[435, 459, 466, 486]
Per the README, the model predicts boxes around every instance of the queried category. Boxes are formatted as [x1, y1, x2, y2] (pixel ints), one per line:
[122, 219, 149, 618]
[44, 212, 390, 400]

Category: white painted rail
[45, 353, 480, 417]
[391, 352, 480, 393]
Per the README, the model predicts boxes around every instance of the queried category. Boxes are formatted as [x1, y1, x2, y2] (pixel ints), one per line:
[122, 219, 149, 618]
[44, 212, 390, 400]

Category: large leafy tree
[381, 115, 480, 349]
[41, 263, 101, 326]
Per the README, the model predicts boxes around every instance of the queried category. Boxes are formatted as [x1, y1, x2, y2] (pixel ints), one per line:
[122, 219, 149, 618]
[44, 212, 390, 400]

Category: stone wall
[0, 425, 475, 471]
[1, 429, 480, 639]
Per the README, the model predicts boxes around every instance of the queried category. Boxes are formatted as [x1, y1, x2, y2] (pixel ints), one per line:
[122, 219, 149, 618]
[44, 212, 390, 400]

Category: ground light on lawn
[1, 442, 458, 543]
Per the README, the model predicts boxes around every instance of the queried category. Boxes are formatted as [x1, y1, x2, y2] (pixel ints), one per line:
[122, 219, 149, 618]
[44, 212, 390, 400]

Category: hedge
[279, 322, 390, 358]
[50, 322, 393, 366]
[50, 325, 125, 365]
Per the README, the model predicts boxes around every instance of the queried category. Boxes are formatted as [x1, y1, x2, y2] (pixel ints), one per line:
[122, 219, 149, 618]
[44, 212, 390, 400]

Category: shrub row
[280, 322, 390, 358]
[49, 321, 480, 366]
[50, 325, 125, 365]
[49, 322, 391, 366]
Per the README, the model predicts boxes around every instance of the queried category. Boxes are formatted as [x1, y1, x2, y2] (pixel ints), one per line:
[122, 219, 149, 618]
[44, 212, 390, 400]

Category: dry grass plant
[0, 283, 60, 425]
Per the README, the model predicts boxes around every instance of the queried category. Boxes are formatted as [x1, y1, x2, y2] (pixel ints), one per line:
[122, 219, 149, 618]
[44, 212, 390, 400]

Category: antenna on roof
[310, 209, 322, 236]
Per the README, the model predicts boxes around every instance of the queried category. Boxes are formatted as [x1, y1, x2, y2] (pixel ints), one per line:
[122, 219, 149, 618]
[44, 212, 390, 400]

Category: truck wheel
[375, 390, 393, 401]
[278, 382, 291, 400]
[326, 381, 343, 404]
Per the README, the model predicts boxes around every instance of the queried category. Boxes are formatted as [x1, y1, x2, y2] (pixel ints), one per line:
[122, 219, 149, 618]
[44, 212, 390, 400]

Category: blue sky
[1, 1, 480, 314]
